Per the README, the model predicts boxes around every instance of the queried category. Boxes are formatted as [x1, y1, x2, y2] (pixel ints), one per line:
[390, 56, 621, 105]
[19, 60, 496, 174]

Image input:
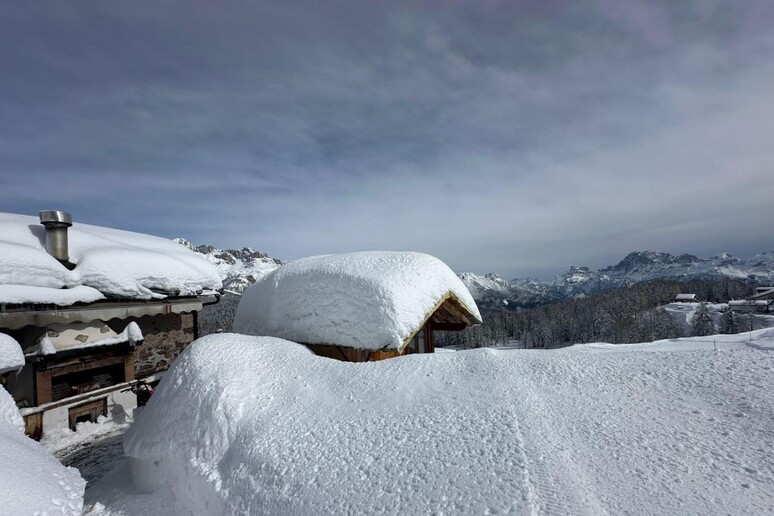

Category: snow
[0, 284, 106, 305]
[663, 302, 735, 334]
[0, 332, 24, 374]
[27, 322, 143, 356]
[0, 212, 221, 302]
[119, 331, 774, 515]
[0, 387, 85, 515]
[233, 251, 481, 351]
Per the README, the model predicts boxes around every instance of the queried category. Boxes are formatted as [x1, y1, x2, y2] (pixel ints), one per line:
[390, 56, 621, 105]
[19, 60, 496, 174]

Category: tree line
[437, 277, 762, 349]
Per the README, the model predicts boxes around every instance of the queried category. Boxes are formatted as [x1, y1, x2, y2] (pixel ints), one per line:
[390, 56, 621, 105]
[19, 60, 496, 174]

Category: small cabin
[674, 293, 697, 303]
[233, 251, 482, 362]
[750, 287, 774, 301]
[728, 299, 772, 314]
[0, 210, 221, 439]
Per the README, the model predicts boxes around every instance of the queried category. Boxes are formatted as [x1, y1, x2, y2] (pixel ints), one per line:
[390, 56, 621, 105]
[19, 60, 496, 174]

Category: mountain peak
[174, 239, 282, 294]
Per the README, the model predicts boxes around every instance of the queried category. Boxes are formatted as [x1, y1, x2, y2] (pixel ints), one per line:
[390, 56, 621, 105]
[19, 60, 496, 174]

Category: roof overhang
[0, 297, 203, 331]
[396, 291, 482, 353]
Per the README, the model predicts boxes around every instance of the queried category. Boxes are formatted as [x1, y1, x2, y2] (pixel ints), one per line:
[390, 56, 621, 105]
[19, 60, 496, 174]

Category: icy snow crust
[0, 332, 24, 374]
[0, 388, 85, 515]
[233, 251, 481, 350]
[0, 212, 221, 301]
[125, 332, 774, 515]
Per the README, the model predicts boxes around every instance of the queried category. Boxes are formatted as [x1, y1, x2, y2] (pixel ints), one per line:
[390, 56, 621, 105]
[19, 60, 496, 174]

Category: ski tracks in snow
[499, 355, 606, 516]
[496, 346, 774, 515]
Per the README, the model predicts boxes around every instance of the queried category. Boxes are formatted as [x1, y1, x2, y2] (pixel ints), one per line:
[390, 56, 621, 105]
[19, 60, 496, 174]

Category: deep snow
[0, 387, 85, 515]
[0, 212, 221, 301]
[0, 332, 24, 374]
[234, 251, 481, 350]
[112, 331, 774, 515]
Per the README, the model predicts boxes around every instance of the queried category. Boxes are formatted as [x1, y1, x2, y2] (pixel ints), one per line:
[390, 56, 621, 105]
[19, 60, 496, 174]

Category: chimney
[39, 210, 73, 263]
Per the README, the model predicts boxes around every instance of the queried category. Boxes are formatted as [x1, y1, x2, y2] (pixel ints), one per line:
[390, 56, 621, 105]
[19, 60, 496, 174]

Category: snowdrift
[0, 332, 24, 374]
[0, 212, 221, 301]
[233, 251, 481, 350]
[0, 388, 85, 515]
[125, 332, 774, 515]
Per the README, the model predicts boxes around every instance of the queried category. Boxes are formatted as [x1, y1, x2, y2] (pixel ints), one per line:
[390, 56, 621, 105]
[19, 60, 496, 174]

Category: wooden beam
[50, 355, 126, 378]
[35, 369, 52, 405]
[429, 322, 468, 331]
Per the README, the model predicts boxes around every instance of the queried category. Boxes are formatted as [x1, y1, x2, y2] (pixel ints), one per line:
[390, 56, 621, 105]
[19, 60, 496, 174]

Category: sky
[1, 1, 773, 279]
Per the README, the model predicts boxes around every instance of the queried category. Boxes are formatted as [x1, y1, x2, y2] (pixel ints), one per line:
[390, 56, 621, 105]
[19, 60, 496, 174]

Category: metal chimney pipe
[39, 210, 73, 262]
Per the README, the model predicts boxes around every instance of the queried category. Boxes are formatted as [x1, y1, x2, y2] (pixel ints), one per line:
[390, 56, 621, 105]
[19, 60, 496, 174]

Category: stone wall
[108, 313, 195, 378]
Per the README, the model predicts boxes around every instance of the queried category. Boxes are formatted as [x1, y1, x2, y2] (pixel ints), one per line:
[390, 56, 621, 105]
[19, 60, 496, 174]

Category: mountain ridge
[175, 240, 774, 313]
[461, 250, 774, 313]
[173, 238, 282, 294]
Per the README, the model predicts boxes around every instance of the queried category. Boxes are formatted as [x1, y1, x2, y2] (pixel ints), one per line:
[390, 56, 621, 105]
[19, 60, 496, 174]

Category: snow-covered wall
[0, 212, 221, 301]
[234, 251, 481, 350]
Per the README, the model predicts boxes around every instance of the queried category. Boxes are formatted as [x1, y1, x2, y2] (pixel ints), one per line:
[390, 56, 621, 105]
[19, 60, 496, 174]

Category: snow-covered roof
[729, 299, 772, 306]
[233, 251, 481, 351]
[0, 212, 221, 303]
[0, 333, 24, 375]
[674, 293, 697, 300]
[750, 287, 774, 300]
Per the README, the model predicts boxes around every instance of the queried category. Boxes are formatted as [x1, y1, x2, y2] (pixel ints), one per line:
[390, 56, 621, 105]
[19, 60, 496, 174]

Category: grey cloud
[1, 1, 773, 278]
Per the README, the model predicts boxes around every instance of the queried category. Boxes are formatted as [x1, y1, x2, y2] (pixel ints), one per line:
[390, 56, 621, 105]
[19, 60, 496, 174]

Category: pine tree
[651, 307, 682, 340]
[690, 303, 716, 337]
[720, 309, 740, 334]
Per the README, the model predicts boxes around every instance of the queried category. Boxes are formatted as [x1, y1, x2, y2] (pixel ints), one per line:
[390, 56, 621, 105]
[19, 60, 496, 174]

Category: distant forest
[201, 277, 765, 349]
[436, 277, 764, 349]
[199, 293, 241, 337]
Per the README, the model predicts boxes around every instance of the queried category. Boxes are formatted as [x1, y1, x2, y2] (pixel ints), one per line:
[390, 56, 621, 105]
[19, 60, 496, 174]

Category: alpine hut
[233, 251, 482, 362]
[0, 211, 221, 438]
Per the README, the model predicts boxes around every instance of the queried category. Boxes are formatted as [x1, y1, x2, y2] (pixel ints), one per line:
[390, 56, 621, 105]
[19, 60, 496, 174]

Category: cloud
[1, 1, 773, 278]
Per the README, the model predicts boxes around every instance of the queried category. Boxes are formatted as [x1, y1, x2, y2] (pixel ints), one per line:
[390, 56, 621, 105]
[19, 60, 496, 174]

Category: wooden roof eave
[391, 292, 481, 354]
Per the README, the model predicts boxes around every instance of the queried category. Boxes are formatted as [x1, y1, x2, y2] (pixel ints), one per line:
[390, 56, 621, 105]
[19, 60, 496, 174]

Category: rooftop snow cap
[39, 210, 73, 264]
[233, 251, 482, 351]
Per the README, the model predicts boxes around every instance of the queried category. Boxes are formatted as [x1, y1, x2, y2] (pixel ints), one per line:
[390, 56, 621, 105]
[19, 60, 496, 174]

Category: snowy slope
[121, 331, 774, 515]
[174, 239, 281, 294]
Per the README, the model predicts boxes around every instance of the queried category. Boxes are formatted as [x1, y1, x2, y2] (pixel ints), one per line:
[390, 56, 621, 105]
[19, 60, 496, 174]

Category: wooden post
[35, 369, 53, 405]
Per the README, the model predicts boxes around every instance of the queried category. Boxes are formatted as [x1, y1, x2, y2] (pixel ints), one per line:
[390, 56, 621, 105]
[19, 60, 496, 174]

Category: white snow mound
[0, 333, 24, 374]
[124, 332, 774, 515]
[233, 251, 481, 350]
[0, 388, 85, 515]
[0, 212, 222, 301]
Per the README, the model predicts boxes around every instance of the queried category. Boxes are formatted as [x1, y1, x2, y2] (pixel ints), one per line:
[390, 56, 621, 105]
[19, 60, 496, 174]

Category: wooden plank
[368, 349, 404, 361]
[67, 398, 107, 431]
[438, 298, 472, 325]
[50, 355, 126, 378]
[429, 322, 468, 332]
[124, 353, 135, 382]
[35, 369, 53, 405]
[24, 413, 43, 440]
[425, 326, 435, 354]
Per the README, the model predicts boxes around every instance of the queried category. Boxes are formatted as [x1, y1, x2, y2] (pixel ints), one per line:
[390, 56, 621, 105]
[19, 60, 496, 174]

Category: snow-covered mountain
[176, 239, 774, 313]
[174, 239, 282, 294]
[461, 250, 774, 313]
